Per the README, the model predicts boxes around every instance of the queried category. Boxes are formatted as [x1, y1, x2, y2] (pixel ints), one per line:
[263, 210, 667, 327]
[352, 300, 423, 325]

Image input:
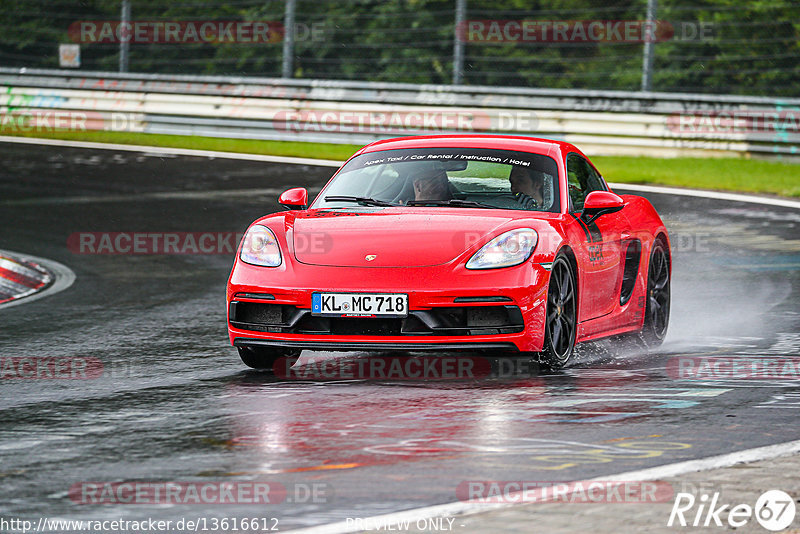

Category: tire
[237, 346, 300, 370]
[640, 239, 670, 348]
[540, 254, 578, 369]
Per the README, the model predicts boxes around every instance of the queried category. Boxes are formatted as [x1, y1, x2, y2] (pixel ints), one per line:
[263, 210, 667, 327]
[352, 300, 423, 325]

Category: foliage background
[1, 0, 798, 95]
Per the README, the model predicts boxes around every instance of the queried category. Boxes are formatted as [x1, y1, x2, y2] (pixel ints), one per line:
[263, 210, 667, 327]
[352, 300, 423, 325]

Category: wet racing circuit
[1, 141, 799, 530]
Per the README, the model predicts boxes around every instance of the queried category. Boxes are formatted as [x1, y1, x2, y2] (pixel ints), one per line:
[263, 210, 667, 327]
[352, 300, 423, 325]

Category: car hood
[291, 209, 515, 267]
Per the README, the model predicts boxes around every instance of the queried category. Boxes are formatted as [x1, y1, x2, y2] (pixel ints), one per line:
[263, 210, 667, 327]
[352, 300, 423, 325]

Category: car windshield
[313, 148, 560, 212]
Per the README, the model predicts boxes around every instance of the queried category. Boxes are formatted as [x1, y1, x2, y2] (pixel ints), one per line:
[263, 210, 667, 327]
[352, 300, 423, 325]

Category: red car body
[227, 135, 670, 367]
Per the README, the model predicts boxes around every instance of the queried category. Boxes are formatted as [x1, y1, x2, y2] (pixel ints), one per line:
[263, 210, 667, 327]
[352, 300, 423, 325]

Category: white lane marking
[0, 135, 343, 168]
[291, 438, 800, 533]
[1, 187, 299, 206]
[0, 250, 76, 310]
[3, 135, 799, 209]
[609, 182, 800, 210]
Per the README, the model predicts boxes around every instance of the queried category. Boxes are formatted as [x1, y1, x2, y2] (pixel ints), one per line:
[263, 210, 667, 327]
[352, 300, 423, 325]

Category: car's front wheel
[540, 254, 577, 369]
[237, 346, 300, 370]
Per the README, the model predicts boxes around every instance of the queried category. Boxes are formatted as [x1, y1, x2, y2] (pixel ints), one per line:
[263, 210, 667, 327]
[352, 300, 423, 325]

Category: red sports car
[227, 135, 670, 370]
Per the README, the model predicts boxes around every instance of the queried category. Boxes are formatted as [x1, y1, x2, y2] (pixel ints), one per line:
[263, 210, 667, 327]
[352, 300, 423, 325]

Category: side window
[566, 154, 605, 212]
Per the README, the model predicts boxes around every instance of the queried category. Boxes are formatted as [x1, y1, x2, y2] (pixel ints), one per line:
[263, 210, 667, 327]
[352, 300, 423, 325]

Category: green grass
[593, 156, 800, 198]
[0, 129, 363, 161]
[2, 130, 798, 197]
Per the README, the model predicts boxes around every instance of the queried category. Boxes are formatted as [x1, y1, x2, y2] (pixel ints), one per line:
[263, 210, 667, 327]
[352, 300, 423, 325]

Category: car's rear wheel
[540, 255, 577, 369]
[237, 346, 300, 370]
[640, 239, 670, 347]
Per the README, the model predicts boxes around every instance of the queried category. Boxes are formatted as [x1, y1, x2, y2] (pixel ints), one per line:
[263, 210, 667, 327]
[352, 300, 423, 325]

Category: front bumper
[227, 260, 550, 353]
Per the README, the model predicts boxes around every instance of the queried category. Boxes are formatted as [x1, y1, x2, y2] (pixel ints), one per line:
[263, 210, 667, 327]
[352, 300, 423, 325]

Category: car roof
[356, 134, 580, 159]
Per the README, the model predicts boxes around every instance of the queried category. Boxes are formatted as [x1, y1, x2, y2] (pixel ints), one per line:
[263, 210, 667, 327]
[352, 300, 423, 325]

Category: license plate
[312, 293, 408, 317]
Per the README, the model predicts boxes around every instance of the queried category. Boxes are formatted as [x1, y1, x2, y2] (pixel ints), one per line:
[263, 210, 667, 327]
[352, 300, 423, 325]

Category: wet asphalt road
[0, 142, 799, 531]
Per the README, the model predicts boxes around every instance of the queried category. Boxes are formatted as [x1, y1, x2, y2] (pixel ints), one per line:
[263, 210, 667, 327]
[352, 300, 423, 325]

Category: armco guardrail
[1, 67, 799, 158]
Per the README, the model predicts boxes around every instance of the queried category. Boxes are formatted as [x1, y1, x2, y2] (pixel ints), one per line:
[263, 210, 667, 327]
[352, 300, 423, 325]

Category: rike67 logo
[668, 489, 796, 531]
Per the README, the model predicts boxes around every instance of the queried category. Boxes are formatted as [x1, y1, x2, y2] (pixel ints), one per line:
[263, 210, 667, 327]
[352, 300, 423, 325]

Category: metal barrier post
[282, 0, 297, 78]
[641, 0, 658, 92]
[452, 0, 466, 85]
[119, 0, 130, 73]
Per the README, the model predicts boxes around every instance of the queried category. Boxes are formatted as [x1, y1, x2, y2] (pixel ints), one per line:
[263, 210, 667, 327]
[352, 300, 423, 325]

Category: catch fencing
[1, 67, 798, 158]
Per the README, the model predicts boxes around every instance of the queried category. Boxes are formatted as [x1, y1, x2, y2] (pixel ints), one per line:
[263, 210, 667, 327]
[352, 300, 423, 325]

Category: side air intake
[620, 240, 642, 306]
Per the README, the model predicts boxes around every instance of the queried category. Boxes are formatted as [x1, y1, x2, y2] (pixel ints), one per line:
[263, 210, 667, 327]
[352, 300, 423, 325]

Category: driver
[509, 165, 545, 208]
[413, 168, 453, 201]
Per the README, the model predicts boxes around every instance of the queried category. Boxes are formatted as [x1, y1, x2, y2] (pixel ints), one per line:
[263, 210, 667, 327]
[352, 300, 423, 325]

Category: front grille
[234, 301, 283, 324]
[229, 301, 524, 336]
[331, 318, 402, 336]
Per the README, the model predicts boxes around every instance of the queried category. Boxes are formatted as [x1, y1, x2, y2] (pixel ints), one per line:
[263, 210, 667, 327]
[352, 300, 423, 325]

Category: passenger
[509, 166, 545, 208]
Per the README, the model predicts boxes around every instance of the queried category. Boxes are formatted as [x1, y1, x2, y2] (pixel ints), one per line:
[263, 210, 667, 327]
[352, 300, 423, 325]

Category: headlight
[240, 225, 282, 267]
[466, 229, 538, 270]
